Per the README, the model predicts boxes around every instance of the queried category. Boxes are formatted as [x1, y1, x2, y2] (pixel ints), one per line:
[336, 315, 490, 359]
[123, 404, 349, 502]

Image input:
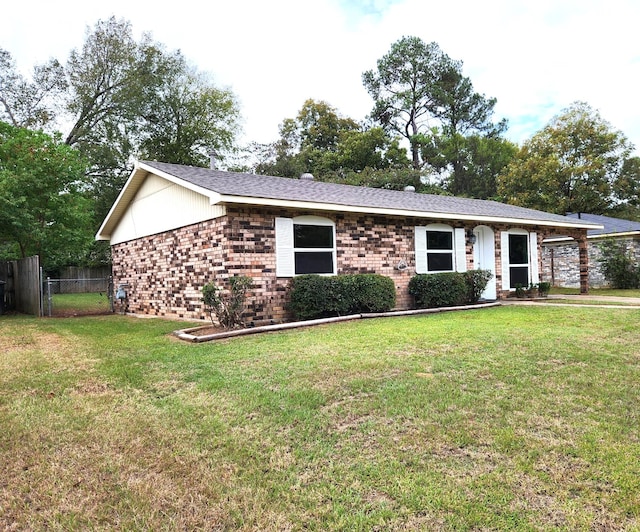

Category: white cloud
[2, 0, 639, 152]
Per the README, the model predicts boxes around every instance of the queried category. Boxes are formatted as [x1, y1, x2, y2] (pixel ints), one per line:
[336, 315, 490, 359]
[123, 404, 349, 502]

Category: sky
[2, 0, 640, 154]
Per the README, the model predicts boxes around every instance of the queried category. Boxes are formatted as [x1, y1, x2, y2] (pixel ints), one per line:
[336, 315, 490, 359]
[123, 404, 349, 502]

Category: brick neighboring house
[542, 213, 640, 288]
[96, 161, 601, 323]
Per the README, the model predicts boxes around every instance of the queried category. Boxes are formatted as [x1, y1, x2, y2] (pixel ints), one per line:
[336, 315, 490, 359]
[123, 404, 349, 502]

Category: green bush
[597, 239, 640, 289]
[288, 274, 396, 321]
[408, 269, 492, 309]
[202, 275, 253, 328]
[463, 269, 493, 303]
[339, 274, 396, 314]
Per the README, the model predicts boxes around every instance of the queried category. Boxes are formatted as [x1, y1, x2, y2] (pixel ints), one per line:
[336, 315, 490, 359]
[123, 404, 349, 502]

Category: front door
[473, 225, 497, 300]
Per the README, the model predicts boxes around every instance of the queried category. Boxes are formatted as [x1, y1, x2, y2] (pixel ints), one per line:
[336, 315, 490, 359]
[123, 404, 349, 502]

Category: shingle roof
[565, 213, 640, 236]
[142, 160, 600, 229]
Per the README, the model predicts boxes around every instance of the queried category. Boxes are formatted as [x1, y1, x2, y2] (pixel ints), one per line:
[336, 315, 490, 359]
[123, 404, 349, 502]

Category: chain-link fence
[43, 276, 114, 317]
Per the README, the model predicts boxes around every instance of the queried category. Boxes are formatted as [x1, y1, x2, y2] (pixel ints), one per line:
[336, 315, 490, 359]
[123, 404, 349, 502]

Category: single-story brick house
[96, 160, 601, 323]
[542, 213, 640, 288]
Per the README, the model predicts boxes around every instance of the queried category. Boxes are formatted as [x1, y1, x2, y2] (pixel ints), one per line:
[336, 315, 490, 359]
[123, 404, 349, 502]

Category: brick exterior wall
[542, 236, 640, 288]
[111, 206, 586, 322]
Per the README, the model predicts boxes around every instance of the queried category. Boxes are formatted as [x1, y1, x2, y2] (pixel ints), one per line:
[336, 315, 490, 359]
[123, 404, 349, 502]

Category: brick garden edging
[173, 301, 502, 343]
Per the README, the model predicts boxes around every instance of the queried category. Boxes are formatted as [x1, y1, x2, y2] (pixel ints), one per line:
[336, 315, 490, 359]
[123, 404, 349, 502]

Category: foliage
[537, 281, 551, 297]
[202, 276, 253, 328]
[596, 238, 640, 289]
[2, 17, 242, 245]
[362, 36, 505, 171]
[334, 274, 396, 314]
[288, 273, 396, 320]
[0, 47, 66, 130]
[0, 122, 92, 268]
[254, 99, 410, 179]
[463, 269, 494, 303]
[497, 102, 634, 214]
[409, 270, 492, 308]
[418, 132, 517, 198]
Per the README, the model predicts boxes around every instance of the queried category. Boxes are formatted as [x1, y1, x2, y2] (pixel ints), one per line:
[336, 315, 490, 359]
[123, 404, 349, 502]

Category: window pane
[510, 266, 529, 288]
[294, 224, 333, 248]
[295, 251, 334, 274]
[509, 234, 528, 264]
[427, 253, 453, 272]
[427, 231, 452, 250]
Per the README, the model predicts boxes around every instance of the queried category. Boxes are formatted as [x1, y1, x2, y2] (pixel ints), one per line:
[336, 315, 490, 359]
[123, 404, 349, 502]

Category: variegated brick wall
[111, 205, 585, 322]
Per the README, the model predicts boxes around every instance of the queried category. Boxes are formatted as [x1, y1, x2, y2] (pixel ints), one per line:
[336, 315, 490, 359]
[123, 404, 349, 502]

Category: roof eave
[216, 194, 605, 230]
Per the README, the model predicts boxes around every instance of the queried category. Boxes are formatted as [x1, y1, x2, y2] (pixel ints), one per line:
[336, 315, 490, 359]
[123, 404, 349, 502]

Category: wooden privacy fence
[0, 256, 42, 316]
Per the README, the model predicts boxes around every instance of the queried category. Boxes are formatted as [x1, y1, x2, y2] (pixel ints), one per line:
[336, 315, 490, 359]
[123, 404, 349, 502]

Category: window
[293, 223, 334, 274]
[415, 225, 466, 274]
[500, 230, 539, 290]
[508, 234, 529, 288]
[275, 216, 336, 277]
[426, 229, 454, 272]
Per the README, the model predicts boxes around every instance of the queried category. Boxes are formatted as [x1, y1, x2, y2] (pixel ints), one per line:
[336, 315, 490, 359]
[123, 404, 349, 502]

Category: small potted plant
[537, 281, 551, 298]
[514, 284, 526, 298]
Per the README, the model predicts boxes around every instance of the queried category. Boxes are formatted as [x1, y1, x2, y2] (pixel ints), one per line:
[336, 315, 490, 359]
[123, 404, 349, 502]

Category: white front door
[473, 226, 497, 300]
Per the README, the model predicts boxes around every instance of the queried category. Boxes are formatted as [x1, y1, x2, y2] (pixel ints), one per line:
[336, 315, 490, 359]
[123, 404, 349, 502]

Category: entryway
[472, 225, 497, 300]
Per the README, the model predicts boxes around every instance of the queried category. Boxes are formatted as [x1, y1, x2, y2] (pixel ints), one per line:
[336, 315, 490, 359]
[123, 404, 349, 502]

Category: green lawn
[46, 292, 112, 316]
[1, 306, 639, 530]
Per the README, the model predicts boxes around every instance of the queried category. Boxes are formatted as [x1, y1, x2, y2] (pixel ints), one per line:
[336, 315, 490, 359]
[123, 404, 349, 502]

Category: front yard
[1, 305, 639, 530]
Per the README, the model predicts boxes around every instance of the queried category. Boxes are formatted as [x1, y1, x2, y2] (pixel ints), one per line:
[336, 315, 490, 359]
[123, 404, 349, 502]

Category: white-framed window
[275, 216, 336, 277]
[500, 229, 539, 289]
[415, 224, 466, 274]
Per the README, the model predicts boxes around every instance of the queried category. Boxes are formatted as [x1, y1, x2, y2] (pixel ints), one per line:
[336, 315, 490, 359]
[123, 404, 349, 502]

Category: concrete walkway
[504, 294, 640, 309]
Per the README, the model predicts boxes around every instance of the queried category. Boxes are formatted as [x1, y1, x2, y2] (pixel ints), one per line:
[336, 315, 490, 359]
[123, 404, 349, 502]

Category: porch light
[466, 230, 477, 245]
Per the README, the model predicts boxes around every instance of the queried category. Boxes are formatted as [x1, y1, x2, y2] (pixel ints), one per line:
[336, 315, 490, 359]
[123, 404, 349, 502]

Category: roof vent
[300, 172, 314, 180]
[404, 185, 416, 192]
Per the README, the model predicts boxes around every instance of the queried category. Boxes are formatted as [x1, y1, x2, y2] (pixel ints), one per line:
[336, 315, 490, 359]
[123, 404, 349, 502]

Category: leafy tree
[0, 48, 66, 130]
[137, 52, 240, 167]
[419, 132, 517, 198]
[0, 122, 92, 269]
[497, 102, 634, 214]
[597, 239, 640, 289]
[255, 99, 411, 181]
[362, 36, 504, 172]
[362, 37, 452, 169]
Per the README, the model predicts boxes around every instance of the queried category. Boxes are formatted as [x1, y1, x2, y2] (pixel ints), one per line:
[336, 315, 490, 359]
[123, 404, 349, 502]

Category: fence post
[108, 276, 114, 313]
[46, 277, 52, 317]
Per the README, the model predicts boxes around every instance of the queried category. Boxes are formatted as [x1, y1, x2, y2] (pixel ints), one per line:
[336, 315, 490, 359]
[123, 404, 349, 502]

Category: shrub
[463, 269, 493, 303]
[597, 239, 640, 289]
[288, 274, 396, 320]
[408, 270, 492, 308]
[202, 275, 253, 329]
[287, 275, 344, 321]
[408, 272, 468, 308]
[338, 274, 396, 314]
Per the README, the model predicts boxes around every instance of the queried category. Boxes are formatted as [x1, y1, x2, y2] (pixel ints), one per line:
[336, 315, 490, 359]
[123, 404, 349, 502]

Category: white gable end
[110, 173, 225, 245]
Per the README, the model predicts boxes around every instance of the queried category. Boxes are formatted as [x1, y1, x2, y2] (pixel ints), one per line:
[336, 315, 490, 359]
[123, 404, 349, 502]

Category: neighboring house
[542, 213, 640, 288]
[96, 161, 601, 323]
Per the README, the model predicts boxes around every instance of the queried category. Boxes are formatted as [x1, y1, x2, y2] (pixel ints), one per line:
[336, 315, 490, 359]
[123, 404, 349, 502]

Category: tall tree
[0, 122, 92, 268]
[497, 102, 634, 214]
[0, 48, 66, 130]
[363, 36, 507, 194]
[137, 52, 240, 167]
[362, 37, 452, 169]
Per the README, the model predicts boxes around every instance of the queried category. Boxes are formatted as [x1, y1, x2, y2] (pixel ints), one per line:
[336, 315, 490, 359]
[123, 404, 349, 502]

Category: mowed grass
[48, 292, 112, 316]
[1, 306, 639, 530]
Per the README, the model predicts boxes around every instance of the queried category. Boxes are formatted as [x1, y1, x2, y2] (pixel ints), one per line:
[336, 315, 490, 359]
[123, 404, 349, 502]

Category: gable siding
[111, 173, 225, 245]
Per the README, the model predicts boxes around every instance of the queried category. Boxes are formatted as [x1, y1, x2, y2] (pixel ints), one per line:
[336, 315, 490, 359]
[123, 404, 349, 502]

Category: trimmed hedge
[288, 274, 396, 321]
[408, 269, 493, 309]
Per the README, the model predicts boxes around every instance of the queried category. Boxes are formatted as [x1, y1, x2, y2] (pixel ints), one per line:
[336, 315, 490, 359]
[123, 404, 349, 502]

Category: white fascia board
[138, 162, 218, 200]
[588, 231, 640, 240]
[214, 194, 605, 230]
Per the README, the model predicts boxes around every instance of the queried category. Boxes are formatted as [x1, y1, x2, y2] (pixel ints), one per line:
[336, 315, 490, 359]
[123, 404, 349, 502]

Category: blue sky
[3, 0, 639, 155]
